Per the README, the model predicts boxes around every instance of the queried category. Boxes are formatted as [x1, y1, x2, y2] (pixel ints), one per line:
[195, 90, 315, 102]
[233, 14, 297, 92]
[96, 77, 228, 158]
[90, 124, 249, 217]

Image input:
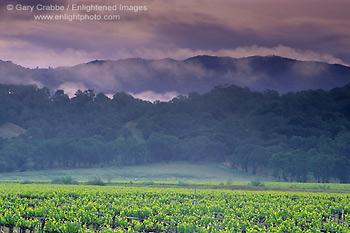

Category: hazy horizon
[2, 55, 350, 102]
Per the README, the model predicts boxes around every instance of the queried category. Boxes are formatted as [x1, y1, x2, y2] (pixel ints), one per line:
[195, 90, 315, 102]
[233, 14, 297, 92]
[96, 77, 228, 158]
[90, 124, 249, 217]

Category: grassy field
[1, 162, 350, 192]
[0, 162, 275, 182]
[0, 122, 26, 138]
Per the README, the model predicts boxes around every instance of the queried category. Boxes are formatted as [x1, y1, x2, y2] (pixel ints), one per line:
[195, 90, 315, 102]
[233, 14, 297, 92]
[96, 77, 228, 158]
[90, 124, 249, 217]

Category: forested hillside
[0, 83, 350, 183]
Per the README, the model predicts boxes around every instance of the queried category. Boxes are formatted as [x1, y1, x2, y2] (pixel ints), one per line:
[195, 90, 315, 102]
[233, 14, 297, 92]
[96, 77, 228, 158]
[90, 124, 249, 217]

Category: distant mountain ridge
[1, 55, 350, 97]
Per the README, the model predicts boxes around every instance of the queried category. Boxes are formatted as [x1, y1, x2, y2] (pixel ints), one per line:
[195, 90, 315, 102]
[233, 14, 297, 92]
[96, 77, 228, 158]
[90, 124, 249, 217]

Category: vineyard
[0, 184, 349, 232]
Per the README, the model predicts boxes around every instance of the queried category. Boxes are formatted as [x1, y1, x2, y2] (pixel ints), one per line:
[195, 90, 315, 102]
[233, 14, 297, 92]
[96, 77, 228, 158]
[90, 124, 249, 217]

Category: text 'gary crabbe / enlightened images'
[6, 3, 148, 21]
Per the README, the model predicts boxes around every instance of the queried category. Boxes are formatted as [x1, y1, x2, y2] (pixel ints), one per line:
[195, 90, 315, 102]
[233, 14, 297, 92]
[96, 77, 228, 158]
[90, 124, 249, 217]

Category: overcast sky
[0, 0, 349, 68]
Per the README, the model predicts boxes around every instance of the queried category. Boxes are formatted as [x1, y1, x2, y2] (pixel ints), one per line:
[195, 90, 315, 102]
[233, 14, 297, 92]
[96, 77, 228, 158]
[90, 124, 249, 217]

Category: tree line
[0, 83, 350, 183]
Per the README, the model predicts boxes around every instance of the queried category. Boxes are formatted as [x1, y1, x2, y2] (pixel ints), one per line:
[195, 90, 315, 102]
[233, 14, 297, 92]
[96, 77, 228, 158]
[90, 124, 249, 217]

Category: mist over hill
[1, 55, 350, 183]
[1, 56, 350, 100]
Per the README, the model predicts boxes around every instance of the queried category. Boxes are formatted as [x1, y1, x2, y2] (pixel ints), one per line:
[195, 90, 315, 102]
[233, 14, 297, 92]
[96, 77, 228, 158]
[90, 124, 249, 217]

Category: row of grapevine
[0, 184, 349, 232]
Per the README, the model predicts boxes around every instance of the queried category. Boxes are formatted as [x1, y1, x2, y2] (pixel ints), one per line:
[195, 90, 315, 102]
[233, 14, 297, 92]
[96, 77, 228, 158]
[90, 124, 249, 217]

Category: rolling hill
[1, 56, 350, 99]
